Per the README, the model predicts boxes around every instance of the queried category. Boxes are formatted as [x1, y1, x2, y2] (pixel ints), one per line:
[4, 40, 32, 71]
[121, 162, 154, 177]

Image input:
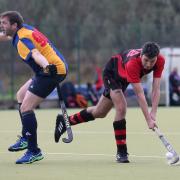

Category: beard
[5, 28, 15, 36]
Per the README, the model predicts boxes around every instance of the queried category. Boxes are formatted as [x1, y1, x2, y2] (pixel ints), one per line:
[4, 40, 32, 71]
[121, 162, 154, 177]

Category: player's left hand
[150, 111, 156, 121]
[44, 64, 57, 76]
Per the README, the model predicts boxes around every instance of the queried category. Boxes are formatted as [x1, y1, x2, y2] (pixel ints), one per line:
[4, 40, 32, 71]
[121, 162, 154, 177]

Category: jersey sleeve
[153, 55, 165, 78]
[17, 38, 35, 61]
[126, 59, 141, 83]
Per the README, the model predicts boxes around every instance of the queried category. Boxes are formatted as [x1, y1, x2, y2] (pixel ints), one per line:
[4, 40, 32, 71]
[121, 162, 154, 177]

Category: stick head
[168, 155, 179, 165]
[62, 128, 73, 143]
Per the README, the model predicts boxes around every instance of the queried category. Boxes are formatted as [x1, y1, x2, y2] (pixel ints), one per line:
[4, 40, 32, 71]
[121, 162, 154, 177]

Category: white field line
[0, 151, 164, 159]
[0, 130, 180, 135]
[1, 152, 179, 165]
[45, 152, 164, 159]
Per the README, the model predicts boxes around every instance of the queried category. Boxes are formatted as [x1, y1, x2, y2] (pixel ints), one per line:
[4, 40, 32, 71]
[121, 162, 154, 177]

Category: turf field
[0, 107, 180, 180]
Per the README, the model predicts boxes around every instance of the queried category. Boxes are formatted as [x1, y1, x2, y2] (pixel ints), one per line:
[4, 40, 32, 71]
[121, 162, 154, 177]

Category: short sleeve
[153, 55, 165, 78]
[17, 38, 35, 61]
[126, 59, 141, 83]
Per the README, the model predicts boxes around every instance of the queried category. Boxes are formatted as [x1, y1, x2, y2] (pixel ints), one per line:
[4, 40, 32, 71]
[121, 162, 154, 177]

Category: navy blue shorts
[28, 74, 66, 98]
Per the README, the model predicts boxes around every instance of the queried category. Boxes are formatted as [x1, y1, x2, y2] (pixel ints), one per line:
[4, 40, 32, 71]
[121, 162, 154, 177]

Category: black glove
[44, 64, 57, 76]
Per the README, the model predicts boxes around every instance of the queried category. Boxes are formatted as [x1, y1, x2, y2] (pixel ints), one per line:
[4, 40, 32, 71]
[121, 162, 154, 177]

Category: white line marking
[45, 152, 165, 159]
[0, 151, 165, 159]
[1, 152, 179, 165]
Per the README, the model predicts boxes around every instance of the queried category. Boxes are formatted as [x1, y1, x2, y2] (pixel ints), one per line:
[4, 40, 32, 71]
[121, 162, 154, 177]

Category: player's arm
[31, 49, 57, 76]
[0, 32, 12, 41]
[150, 77, 161, 120]
[31, 49, 49, 68]
[131, 82, 156, 129]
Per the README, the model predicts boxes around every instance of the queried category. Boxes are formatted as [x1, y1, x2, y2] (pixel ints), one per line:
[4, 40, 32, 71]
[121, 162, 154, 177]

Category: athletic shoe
[116, 152, 129, 163]
[8, 136, 28, 152]
[16, 150, 44, 164]
[54, 114, 66, 142]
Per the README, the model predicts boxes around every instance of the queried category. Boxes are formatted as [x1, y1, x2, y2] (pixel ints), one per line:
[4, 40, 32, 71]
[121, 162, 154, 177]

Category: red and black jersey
[103, 49, 165, 84]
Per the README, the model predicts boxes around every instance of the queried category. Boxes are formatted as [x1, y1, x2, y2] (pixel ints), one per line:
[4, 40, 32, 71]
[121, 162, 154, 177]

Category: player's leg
[55, 94, 113, 142]
[8, 79, 32, 152]
[55, 63, 114, 142]
[71, 94, 113, 125]
[15, 77, 52, 164]
[16, 74, 66, 164]
[110, 89, 129, 163]
[15, 90, 44, 164]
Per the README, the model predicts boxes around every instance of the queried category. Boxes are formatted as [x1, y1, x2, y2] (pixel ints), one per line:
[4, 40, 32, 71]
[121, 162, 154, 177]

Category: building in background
[146, 47, 180, 106]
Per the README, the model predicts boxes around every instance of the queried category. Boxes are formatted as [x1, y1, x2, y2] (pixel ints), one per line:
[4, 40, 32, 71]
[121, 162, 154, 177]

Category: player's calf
[113, 119, 129, 163]
[69, 109, 95, 125]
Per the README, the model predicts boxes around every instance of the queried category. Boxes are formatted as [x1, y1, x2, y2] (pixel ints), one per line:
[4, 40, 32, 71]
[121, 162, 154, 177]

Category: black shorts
[102, 57, 129, 99]
[28, 74, 66, 98]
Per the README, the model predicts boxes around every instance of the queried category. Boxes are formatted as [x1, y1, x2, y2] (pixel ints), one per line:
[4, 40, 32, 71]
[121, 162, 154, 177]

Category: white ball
[166, 152, 173, 160]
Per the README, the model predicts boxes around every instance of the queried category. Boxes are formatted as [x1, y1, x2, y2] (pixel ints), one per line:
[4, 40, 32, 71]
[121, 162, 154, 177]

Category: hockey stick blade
[62, 127, 73, 143]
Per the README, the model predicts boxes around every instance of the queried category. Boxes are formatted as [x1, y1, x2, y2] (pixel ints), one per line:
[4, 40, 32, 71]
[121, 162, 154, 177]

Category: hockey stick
[56, 83, 73, 143]
[154, 127, 179, 164]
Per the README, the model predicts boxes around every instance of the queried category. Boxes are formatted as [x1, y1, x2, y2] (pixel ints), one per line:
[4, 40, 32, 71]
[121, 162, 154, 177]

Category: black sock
[113, 119, 128, 154]
[69, 109, 95, 125]
[18, 103, 26, 138]
[22, 111, 39, 152]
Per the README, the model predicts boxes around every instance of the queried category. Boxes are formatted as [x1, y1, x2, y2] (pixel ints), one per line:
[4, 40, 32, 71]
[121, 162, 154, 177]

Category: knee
[16, 89, 24, 102]
[116, 105, 127, 116]
[20, 103, 33, 113]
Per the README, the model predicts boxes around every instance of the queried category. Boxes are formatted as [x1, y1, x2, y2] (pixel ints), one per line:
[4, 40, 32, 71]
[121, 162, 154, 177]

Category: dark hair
[0, 11, 24, 29]
[141, 42, 160, 59]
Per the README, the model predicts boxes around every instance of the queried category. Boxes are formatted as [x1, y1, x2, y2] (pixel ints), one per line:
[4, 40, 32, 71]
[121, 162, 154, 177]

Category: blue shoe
[16, 150, 44, 164]
[8, 136, 28, 152]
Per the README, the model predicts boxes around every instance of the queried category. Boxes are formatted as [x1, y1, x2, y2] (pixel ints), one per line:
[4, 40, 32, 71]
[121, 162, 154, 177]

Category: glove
[44, 64, 57, 76]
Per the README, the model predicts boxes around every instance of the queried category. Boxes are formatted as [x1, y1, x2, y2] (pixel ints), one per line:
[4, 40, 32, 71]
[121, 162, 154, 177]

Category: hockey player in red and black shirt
[55, 42, 165, 163]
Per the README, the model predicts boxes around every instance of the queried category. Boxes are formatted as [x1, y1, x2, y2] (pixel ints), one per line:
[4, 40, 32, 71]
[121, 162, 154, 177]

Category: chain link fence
[0, 24, 179, 108]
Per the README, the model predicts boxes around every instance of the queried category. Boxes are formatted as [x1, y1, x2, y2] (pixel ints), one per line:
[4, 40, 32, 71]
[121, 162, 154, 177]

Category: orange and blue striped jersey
[12, 24, 68, 75]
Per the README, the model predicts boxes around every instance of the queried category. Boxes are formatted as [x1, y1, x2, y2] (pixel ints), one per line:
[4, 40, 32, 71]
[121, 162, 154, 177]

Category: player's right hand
[147, 119, 157, 130]
[44, 64, 57, 76]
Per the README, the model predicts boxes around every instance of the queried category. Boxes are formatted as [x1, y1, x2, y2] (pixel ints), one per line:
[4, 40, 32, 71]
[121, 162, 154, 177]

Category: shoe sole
[116, 159, 130, 163]
[16, 155, 44, 164]
[116, 160, 130, 163]
[8, 147, 28, 152]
